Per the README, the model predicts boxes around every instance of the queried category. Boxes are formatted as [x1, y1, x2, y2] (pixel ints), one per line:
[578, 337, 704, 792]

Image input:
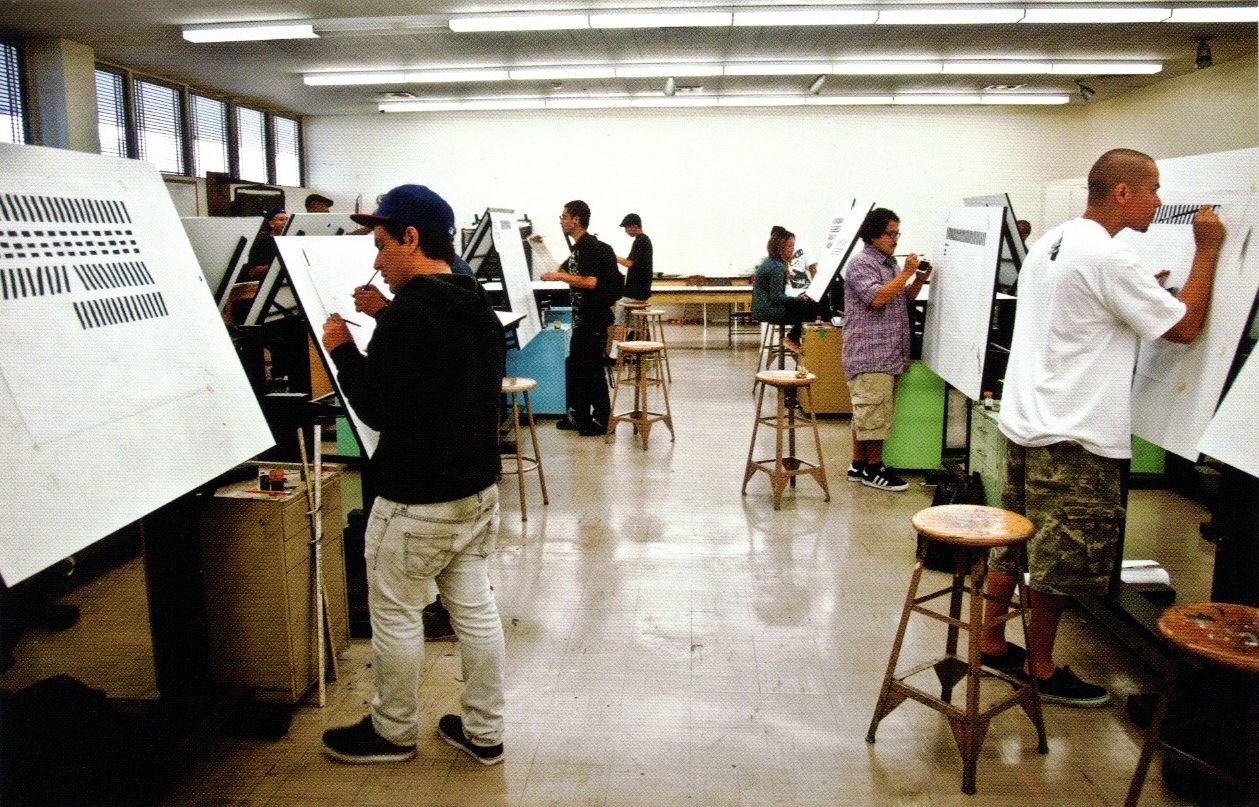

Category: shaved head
[1087, 148, 1156, 204]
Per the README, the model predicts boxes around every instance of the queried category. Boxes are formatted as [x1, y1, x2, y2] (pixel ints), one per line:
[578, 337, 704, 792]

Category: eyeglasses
[881, 230, 901, 239]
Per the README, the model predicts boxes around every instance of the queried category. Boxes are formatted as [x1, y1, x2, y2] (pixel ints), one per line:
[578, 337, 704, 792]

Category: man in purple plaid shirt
[842, 208, 932, 492]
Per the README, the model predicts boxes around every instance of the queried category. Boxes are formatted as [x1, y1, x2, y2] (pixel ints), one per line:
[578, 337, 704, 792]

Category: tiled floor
[3, 326, 1218, 806]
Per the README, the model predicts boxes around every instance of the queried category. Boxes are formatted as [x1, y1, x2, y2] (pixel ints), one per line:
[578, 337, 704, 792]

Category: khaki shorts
[847, 372, 900, 441]
[989, 442, 1125, 597]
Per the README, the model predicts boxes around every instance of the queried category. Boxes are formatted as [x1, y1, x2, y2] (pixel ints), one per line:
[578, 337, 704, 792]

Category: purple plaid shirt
[842, 244, 910, 379]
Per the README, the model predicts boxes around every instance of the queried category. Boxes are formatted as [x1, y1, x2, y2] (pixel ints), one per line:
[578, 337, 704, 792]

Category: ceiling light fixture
[1022, 6, 1171, 23]
[664, 77, 677, 96]
[616, 63, 723, 78]
[448, 13, 589, 32]
[182, 21, 318, 42]
[589, 10, 732, 28]
[877, 8, 1026, 24]
[732, 8, 879, 25]
[831, 61, 942, 74]
[943, 60, 1053, 74]
[1169, 5, 1259, 21]
[508, 66, 617, 80]
[1049, 61, 1162, 74]
[725, 62, 835, 76]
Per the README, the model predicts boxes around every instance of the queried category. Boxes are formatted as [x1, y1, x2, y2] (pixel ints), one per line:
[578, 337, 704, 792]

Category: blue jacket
[751, 256, 791, 322]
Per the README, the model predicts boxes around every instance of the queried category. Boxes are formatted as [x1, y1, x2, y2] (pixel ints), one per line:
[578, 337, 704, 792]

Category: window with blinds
[190, 93, 228, 177]
[235, 105, 267, 183]
[272, 115, 301, 186]
[134, 78, 185, 174]
[95, 68, 128, 159]
[1, 41, 24, 144]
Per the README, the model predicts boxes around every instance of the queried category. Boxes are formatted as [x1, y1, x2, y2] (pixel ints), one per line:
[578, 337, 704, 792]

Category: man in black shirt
[613, 212, 653, 337]
[541, 200, 623, 436]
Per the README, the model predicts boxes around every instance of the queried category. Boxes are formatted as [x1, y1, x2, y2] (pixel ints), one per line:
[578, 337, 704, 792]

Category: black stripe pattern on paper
[72, 261, 155, 291]
[0, 227, 139, 260]
[1152, 204, 1220, 225]
[946, 227, 988, 247]
[72, 291, 169, 330]
[0, 266, 73, 299]
[0, 194, 132, 224]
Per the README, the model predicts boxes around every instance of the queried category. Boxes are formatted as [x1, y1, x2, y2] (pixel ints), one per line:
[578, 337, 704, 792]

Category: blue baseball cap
[351, 184, 455, 236]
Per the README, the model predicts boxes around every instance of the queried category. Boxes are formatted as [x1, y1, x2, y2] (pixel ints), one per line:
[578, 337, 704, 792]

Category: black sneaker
[846, 462, 866, 481]
[437, 714, 504, 766]
[577, 421, 608, 437]
[1025, 665, 1111, 707]
[555, 418, 580, 431]
[862, 464, 908, 492]
[422, 597, 455, 641]
[980, 642, 1027, 675]
[323, 716, 416, 764]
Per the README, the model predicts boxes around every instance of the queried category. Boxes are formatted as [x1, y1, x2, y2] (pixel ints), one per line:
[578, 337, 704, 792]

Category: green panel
[1130, 435, 1165, 475]
[335, 415, 361, 458]
[883, 361, 945, 471]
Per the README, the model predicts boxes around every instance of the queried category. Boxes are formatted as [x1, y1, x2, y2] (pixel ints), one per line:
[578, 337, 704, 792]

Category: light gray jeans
[365, 485, 505, 746]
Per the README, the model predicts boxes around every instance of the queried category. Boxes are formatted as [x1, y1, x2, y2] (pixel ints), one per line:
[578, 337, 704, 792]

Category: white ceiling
[2, 2, 1255, 115]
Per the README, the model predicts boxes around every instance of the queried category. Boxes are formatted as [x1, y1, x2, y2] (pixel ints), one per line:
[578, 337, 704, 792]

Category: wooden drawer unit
[800, 324, 853, 415]
[200, 463, 350, 703]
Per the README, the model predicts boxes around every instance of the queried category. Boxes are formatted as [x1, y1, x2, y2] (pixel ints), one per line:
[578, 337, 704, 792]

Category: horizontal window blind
[235, 106, 267, 183]
[134, 78, 185, 174]
[272, 115, 301, 187]
[1, 42, 24, 144]
[95, 69, 128, 159]
[190, 93, 228, 177]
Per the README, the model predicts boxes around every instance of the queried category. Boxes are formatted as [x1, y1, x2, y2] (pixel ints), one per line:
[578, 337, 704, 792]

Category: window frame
[0, 38, 28, 145]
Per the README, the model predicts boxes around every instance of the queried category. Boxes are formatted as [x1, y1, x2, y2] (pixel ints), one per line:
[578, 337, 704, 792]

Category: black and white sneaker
[846, 461, 866, 481]
[862, 464, 908, 492]
[323, 716, 416, 764]
[437, 714, 504, 766]
[980, 642, 1027, 675]
[1024, 665, 1111, 707]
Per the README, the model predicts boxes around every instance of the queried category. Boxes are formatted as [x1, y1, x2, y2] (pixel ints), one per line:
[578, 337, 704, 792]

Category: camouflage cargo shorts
[989, 441, 1125, 597]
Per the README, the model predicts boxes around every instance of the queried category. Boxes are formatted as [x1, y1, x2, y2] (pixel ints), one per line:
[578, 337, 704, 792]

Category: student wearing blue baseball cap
[321, 184, 509, 766]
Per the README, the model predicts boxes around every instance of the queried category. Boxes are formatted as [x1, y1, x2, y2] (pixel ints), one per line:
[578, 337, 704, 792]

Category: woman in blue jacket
[751, 226, 822, 351]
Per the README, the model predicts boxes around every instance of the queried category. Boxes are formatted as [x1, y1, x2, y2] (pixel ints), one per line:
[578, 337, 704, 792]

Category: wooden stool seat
[500, 376, 548, 522]
[911, 504, 1036, 548]
[627, 309, 671, 382]
[742, 369, 829, 510]
[1125, 602, 1259, 806]
[606, 341, 674, 450]
[867, 505, 1047, 795]
[621, 301, 652, 311]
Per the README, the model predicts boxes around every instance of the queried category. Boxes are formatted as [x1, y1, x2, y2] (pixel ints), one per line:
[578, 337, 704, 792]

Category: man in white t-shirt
[788, 242, 817, 290]
[977, 148, 1224, 707]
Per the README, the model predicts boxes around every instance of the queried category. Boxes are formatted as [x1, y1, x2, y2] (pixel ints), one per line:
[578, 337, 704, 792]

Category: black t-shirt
[566, 232, 623, 328]
[624, 233, 653, 300]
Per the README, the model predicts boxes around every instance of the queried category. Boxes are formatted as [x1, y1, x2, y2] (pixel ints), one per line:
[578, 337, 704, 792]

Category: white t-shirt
[788, 246, 814, 289]
[998, 217, 1186, 458]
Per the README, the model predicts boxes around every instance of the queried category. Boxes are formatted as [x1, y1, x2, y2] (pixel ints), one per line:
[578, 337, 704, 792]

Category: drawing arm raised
[1162, 206, 1224, 344]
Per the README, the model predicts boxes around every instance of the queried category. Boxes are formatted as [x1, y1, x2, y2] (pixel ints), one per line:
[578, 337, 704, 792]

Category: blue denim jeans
[365, 485, 505, 746]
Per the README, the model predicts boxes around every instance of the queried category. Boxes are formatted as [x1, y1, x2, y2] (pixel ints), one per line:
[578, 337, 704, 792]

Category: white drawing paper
[0, 143, 273, 585]
[921, 206, 1005, 401]
[488, 208, 543, 348]
[1120, 193, 1259, 460]
[285, 212, 360, 237]
[807, 198, 874, 299]
[1196, 347, 1259, 477]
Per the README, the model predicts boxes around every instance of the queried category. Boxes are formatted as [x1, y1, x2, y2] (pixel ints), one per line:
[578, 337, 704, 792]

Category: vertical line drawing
[35, 196, 51, 222]
[35, 266, 45, 296]
[72, 302, 86, 329]
[1, 270, 9, 299]
[119, 201, 132, 224]
[17, 267, 28, 297]
[156, 291, 168, 316]
[122, 295, 137, 321]
[0, 194, 12, 218]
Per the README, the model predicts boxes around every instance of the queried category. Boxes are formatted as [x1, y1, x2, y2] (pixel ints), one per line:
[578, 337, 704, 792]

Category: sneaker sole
[323, 745, 416, 764]
[1035, 690, 1112, 708]
[861, 478, 909, 492]
[438, 730, 504, 766]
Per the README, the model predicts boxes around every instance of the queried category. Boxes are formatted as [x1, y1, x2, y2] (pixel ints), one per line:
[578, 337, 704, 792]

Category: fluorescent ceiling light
[1023, 6, 1171, 22]
[832, 61, 942, 74]
[943, 60, 1054, 73]
[448, 14, 588, 32]
[615, 63, 723, 78]
[304, 69, 511, 85]
[894, 94, 984, 104]
[732, 8, 879, 25]
[1050, 61, 1163, 74]
[980, 94, 1071, 104]
[807, 95, 896, 105]
[508, 66, 616, 80]
[877, 8, 1026, 24]
[182, 21, 318, 42]
[589, 11, 733, 28]
[725, 62, 833, 76]
[1168, 5, 1259, 21]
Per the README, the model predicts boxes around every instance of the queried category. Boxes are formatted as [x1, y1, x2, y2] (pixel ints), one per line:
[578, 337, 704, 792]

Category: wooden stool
[627, 308, 672, 383]
[620, 300, 652, 341]
[759, 322, 799, 372]
[500, 377, 548, 522]
[1124, 602, 1259, 806]
[867, 504, 1048, 795]
[742, 369, 829, 510]
[606, 341, 675, 450]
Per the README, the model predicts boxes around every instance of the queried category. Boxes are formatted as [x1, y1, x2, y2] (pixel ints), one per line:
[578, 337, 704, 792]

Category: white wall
[305, 56, 1256, 274]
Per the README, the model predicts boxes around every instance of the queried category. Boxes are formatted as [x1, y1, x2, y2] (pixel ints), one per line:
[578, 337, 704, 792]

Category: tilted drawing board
[285, 212, 360, 237]
[1119, 192, 1259, 461]
[274, 234, 388, 457]
[181, 215, 263, 310]
[806, 198, 874, 300]
[921, 206, 1005, 401]
[488, 208, 542, 348]
[964, 193, 1027, 290]
[0, 143, 273, 585]
[1197, 346, 1259, 477]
